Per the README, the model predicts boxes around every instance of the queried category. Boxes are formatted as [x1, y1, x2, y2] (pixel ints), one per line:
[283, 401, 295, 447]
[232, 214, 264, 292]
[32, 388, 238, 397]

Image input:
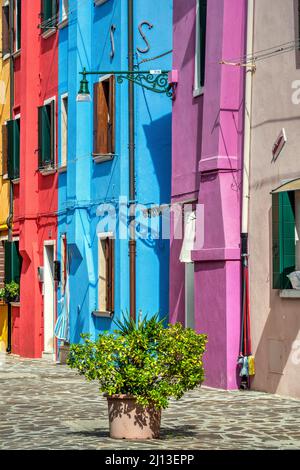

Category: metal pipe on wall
[128, 0, 136, 322]
[241, 0, 254, 236]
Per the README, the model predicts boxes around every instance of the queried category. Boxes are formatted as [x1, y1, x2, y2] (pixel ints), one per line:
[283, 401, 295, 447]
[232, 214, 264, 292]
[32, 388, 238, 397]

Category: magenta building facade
[170, 0, 247, 389]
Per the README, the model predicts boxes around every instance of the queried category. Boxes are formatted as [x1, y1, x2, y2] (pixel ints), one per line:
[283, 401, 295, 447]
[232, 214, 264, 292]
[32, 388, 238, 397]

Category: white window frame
[194, 0, 204, 98]
[60, 233, 67, 294]
[14, 0, 21, 53]
[61, 0, 68, 21]
[97, 232, 114, 314]
[11, 114, 20, 183]
[94, 0, 110, 6]
[60, 93, 68, 170]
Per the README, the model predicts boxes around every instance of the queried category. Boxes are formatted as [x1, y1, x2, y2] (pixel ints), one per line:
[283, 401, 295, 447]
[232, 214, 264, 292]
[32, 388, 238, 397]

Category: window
[93, 76, 115, 156]
[60, 234, 67, 294]
[40, 0, 58, 31]
[98, 236, 115, 314]
[272, 191, 297, 289]
[14, 0, 21, 52]
[61, 0, 68, 21]
[2, 2, 10, 57]
[194, 0, 207, 96]
[4, 240, 22, 285]
[61, 94, 68, 168]
[6, 117, 20, 181]
[38, 100, 55, 170]
[179, 208, 196, 329]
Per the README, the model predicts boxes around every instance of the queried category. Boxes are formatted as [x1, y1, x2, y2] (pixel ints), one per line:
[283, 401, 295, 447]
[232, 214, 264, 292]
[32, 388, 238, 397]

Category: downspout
[128, 0, 136, 321]
[239, 0, 255, 386]
[6, 0, 15, 353]
[241, 0, 254, 238]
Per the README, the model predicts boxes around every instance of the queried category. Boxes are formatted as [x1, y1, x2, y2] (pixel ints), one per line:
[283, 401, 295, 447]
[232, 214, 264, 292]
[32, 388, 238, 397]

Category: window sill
[41, 28, 57, 39]
[2, 174, 8, 180]
[2, 53, 10, 61]
[58, 18, 68, 29]
[193, 86, 204, 98]
[39, 167, 56, 176]
[12, 178, 20, 184]
[12, 49, 21, 59]
[57, 165, 67, 174]
[92, 310, 114, 318]
[93, 153, 115, 164]
[10, 302, 20, 307]
[279, 289, 300, 298]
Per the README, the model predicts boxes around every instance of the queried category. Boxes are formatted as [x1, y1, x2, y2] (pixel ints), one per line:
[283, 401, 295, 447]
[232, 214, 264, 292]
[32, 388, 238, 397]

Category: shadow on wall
[142, 112, 172, 323]
[173, 0, 195, 24]
[251, 207, 300, 394]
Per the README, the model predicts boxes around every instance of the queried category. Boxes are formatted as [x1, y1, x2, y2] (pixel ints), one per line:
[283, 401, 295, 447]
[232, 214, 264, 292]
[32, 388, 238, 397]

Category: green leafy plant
[0, 288, 5, 301]
[4, 281, 20, 302]
[67, 314, 207, 410]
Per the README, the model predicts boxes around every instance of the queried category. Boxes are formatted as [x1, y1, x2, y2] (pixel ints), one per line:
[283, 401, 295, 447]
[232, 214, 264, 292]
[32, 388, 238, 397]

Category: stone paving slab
[0, 355, 300, 450]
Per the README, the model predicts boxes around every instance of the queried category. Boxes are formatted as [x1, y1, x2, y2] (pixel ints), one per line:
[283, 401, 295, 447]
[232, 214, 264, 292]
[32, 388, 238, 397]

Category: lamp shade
[77, 70, 91, 102]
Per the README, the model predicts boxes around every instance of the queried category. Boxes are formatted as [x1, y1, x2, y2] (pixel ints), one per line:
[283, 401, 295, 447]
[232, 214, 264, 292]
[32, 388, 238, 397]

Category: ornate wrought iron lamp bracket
[78, 67, 174, 99]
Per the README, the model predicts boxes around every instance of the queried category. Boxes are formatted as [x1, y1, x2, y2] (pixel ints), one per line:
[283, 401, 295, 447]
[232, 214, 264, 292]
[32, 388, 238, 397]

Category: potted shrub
[0, 288, 5, 303]
[4, 281, 20, 303]
[67, 314, 207, 440]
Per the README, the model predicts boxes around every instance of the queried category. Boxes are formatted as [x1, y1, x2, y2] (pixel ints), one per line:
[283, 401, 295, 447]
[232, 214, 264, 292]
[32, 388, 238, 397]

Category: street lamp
[76, 68, 91, 102]
[76, 67, 177, 101]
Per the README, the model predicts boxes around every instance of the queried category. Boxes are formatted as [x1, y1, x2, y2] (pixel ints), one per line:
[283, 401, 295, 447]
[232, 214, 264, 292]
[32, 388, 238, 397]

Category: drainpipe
[128, 0, 136, 322]
[6, 0, 15, 353]
[241, 0, 254, 239]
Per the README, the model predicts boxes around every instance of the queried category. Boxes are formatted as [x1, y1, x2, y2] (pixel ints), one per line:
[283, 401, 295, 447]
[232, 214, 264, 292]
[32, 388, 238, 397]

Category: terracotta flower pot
[59, 343, 70, 364]
[106, 395, 161, 440]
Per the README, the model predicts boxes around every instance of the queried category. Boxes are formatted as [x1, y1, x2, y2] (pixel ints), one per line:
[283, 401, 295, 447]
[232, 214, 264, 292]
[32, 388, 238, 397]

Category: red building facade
[12, 0, 58, 358]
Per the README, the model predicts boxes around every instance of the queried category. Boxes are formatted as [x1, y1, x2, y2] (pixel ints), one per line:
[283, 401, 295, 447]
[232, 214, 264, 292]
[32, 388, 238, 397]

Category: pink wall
[171, 0, 247, 389]
[170, 0, 204, 323]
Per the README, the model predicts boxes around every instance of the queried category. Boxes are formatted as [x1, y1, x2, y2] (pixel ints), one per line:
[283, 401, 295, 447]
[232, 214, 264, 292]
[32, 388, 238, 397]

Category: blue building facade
[57, 0, 173, 343]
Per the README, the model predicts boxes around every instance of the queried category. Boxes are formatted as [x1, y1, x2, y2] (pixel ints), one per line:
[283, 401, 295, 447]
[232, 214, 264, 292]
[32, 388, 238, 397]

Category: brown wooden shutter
[2, 124, 8, 176]
[93, 81, 109, 155]
[108, 75, 115, 154]
[2, 5, 10, 56]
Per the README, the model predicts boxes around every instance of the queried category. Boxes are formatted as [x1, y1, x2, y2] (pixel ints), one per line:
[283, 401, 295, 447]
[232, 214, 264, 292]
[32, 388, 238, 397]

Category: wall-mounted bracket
[77, 67, 176, 100]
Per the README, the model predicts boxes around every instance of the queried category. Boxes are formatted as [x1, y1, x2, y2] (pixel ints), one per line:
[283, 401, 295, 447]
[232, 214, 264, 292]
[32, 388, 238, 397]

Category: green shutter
[17, 0, 21, 50]
[42, 0, 57, 27]
[7, 119, 20, 180]
[272, 191, 296, 289]
[38, 104, 54, 168]
[4, 242, 22, 284]
[42, 0, 52, 22]
[200, 0, 207, 88]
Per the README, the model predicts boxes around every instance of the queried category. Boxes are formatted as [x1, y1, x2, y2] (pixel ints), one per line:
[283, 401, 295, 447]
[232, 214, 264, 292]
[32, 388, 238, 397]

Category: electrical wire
[221, 39, 300, 66]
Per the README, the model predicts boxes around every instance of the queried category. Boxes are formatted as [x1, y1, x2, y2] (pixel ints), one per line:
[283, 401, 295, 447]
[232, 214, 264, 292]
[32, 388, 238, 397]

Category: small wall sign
[272, 128, 287, 161]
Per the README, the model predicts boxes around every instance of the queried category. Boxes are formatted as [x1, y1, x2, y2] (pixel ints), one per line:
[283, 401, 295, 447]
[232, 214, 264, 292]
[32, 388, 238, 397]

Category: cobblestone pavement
[0, 355, 300, 450]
